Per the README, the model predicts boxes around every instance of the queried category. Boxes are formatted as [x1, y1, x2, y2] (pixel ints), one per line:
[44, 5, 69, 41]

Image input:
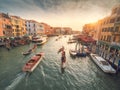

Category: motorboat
[32, 36, 40, 42]
[69, 49, 77, 57]
[36, 37, 47, 45]
[90, 53, 116, 74]
[67, 39, 76, 43]
[22, 52, 44, 72]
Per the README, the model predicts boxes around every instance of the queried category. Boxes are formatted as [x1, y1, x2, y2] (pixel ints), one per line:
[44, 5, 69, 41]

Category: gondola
[22, 45, 37, 55]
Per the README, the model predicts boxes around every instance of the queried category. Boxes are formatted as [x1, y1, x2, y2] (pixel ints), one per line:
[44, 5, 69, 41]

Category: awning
[110, 45, 120, 50]
[98, 41, 110, 46]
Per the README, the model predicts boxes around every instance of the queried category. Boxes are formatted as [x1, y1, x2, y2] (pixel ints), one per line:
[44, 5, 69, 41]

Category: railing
[111, 42, 120, 46]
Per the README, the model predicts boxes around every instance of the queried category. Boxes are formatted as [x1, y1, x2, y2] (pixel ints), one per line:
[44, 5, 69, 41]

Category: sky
[0, 0, 120, 31]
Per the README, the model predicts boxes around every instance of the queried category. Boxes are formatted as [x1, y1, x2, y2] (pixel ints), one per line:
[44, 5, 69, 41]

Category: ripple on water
[0, 36, 120, 90]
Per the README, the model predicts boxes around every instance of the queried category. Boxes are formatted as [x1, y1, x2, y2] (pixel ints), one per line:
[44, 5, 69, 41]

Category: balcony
[112, 32, 120, 35]
[111, 42, 120, 46]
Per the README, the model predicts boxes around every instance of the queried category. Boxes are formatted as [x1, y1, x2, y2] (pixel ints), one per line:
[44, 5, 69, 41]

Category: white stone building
[26, 20, 44, 36]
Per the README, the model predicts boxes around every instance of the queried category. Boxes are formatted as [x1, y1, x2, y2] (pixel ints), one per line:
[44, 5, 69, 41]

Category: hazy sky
[0, 0, 120, 30]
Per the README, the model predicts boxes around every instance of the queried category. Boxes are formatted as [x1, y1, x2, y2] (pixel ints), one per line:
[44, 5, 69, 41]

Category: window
[112, 8, 117, 14]
[16, 29, 19, 32]
[3, 31, 5, 35]
[107, 35, 111, 42]
[118, 8, 120, 14]
[117, 17, 120, 22]
[34, 24, 35, 27]
[104, 36, 106, 41]
[110, 18, 115, 23]
[16, 25, 19, 28]
[101, 36, 103, 40]
[113, 36, 116, 42]
[110, 27, 114, 32]
[115, 27, 119, 32]
[108, 27, 110, 32]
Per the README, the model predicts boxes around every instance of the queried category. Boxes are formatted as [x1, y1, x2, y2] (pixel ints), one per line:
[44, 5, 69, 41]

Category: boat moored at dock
[90, 53, 116, 74]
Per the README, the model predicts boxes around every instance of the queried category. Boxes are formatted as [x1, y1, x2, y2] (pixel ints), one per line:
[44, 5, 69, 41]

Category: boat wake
[5, 72, 26, 90]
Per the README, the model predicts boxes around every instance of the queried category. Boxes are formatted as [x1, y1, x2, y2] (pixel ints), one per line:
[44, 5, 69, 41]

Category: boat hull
[69, 50, 77, 57]
[22, 52, 31, 55]
[90, 53, 116, 74]
[22, 52, 44, 72]
[22, 45, 37, 56]
[36, 39, 47, 45]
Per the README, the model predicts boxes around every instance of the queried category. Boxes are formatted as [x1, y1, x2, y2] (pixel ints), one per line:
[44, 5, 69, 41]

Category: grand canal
[0, 36, 120, 90]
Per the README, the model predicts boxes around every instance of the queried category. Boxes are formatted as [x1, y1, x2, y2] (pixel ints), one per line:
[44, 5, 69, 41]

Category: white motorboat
[90, 53, 116, 74]
[69, 49, 77, 56]
[36, 37, 47, 45]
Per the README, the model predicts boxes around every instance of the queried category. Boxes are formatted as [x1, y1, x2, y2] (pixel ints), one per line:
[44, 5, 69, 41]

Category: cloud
[0, 0, 120, 30]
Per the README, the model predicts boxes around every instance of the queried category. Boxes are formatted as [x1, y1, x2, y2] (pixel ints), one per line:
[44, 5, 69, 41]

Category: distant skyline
[0, 0, 120, 30]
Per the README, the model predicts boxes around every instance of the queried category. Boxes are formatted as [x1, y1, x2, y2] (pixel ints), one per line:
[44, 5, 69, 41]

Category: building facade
[26, 20, 46, 36]
[39, 23, 53, 35]
[82, 4, 120, 67]
[82, 4, 120, 47]
[99, 5, 120, 47]
[11, 16, 26, 37]
[0, 13, 12, 37]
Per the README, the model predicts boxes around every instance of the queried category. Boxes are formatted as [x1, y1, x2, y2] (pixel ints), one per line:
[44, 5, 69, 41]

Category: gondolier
[58, 46, 66, 74]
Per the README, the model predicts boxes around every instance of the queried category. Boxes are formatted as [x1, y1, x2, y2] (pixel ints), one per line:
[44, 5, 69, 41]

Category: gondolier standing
[58, 46, 66, 74]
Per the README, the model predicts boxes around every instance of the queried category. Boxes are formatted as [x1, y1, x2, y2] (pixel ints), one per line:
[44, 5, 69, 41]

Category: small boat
[22, 52, 44, 72]
[67, 38, 76, 43]
[90, 53, 116, 74]
[35, 36, 47, 46]
[22, 51, 31, 55]
[69, 49, 77, 57]
[32, 36, 40, 42]
[36, 37, 47, 45]
[67, 40, 76, 43]
[22, 45, 37, 55]
[69, 49, 87, 57]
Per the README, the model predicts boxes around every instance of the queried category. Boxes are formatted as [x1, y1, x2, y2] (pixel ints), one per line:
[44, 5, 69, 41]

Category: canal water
[0, 36, 120, 90]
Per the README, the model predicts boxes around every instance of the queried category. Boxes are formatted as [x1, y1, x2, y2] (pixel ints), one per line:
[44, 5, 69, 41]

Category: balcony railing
[112, 32, 120, 35]
[111, 42, 120, 46]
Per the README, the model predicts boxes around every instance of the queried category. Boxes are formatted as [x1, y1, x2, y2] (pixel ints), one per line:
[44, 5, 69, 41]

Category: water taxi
[90, 53, 116, 74]
[22, 52, 44, 72]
